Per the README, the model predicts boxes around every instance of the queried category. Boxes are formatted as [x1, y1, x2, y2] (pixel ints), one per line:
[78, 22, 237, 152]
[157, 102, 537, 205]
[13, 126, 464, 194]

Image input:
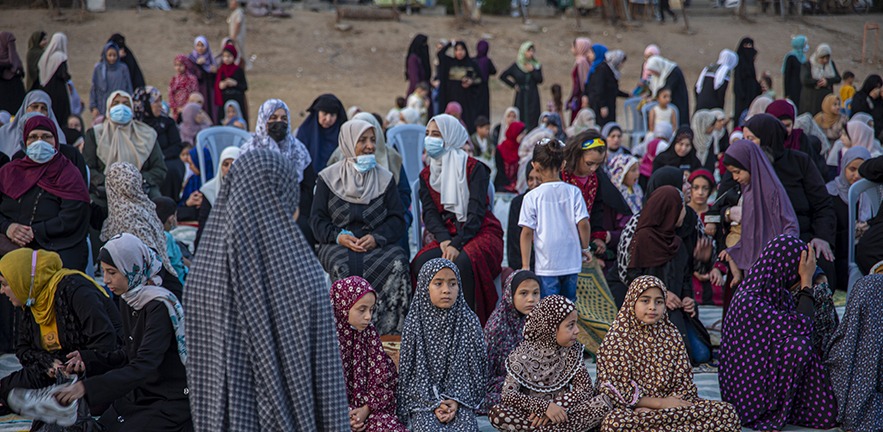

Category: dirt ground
[0, 7, 880, 127]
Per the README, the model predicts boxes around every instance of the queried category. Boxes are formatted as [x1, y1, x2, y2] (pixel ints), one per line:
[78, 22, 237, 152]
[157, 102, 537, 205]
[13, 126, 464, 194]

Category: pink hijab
[642, 44, 661, 81]
[573, 37, 593, 91]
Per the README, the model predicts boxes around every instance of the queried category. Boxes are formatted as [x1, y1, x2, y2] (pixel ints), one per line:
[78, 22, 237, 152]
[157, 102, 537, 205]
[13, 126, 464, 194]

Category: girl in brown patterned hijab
[596, 276, 741, 431]
[488, 295, 611, 431]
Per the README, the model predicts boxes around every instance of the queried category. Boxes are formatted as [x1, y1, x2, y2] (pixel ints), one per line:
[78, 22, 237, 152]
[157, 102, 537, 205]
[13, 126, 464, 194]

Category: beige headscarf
[94, 90, 157, 172]
[37, 33, 67, 87]
[428, 114, 470, 223]
[326, 112, 403, 183]
[318, 119, 393, 205]
[746, 95, 773, 121]
[691, 109, 718, 165]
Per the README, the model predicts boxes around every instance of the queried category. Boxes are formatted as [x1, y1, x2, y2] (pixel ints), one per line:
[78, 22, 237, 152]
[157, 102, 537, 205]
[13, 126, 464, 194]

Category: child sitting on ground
[488, 295, 612, 431]
[519, 138, 591, 302]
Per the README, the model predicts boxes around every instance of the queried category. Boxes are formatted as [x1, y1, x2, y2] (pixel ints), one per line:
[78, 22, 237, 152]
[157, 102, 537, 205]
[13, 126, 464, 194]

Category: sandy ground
[0, 7, 881, 128]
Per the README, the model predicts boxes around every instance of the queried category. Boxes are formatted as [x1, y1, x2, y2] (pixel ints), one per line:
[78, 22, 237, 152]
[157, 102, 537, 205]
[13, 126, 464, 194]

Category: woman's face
[714, 118, 727, 131]
[26, 127, 56, 147]
[221, 51, 234, 65]
[426, 120, 442, 138]
[831, 98, 841, 111]
[840, 130, 852, 148]
[105, 47, 119, 65]
[174, 60, 185, 75]
[40, 35, 48, 48]
[674, 138, 691, 157]
[525, 47, 535, 60]
[221, 157, 235, 177]
[318, 110, 337, 129]
[26, 102, 48, 116]
[846, 158, 865, 185]
[689, 176, 712, 206]
[110, 94, 131, 109]
[150, 97, 163, 117]
[347, 292, 376, 332]
[587, 49, 596, 63]
[871, 86, 883, 99]
[101, 262, 130, 296]
[577, 149, 606, 176]
[623, 163, 639, 188]
[819, 55, 830, 65]
[555, 311, 580, 348]
[67, 116, 82, 131]
[526, 169, 542, 190]
[269, 107, 288, 125]
[196, 41, 207, 55]
[512, 279, 540, 315]
[780, 118, 793, 135]
[0, 275, 22, 307]
[355, 128, 376, 156]
[454, 45, 466, 60]
[428, 267, 459, 309]
[742, 127, 761, 146]
[727, 165, 751, 186]
[606, 130, 622, 150]
[505, 110, 518, 124]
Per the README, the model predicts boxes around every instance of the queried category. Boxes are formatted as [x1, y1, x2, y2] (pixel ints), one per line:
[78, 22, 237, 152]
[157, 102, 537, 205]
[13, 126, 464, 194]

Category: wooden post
[863, 22, 880, 64]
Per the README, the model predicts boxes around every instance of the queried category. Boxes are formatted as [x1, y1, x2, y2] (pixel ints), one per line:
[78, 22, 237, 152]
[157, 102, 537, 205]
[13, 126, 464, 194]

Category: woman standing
[108, 33, 145, 91]
[25, 31, 46, 91]
[405, 34, 431, 95]
[646, 55, 689, 126]
[133, 86, 185, 201]
[499, 42, 543, 131]
[850, 74, 883, 138]
[437, 41, 482, 133]
[474, 40, 496, 122]
[0, 32, 26, 114]
[90, 42, 133, 118]
[695, 49, 738, 111]
[800, 44, 841, 116]
[587, 49, 628, 127]
[567, 37, 592, 123]
[782, 35, 808, 108]
[36, 33, 71, 125]
[312, 119, 411, 335]
[411, 114, 503, 325]
[733, 37, 761, 121]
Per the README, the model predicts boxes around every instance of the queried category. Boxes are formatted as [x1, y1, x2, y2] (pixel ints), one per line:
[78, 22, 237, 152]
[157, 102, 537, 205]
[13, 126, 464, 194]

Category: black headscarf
[858, 74, 883, 97]
[405, 34, 431, 83]
[108, 33, 145, 89]
[644, 166, 700, 239]
[296, 94, 347, 172]
[735, 37, 758, 79]
[653, 126, 701, 173]
[744, 113, 787, 160]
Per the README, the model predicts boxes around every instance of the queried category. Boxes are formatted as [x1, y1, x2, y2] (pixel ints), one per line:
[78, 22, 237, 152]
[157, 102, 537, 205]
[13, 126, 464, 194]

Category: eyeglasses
[580, 138, 606, 150]
[27, 133, 55, 142]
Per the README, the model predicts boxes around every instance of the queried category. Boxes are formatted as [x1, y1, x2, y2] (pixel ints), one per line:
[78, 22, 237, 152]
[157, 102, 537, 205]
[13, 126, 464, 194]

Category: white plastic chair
[641, 101, 680, 132]
[623, 97, 645, 147]
[195, 126, 253, 185]
[388, 124, 426, 184]
[847, 178, 883, 296]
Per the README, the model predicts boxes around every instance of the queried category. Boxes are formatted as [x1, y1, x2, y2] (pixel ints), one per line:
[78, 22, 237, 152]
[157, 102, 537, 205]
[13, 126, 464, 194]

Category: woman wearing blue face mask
[311, 119, 411, 335]
[0, 115, 91, 271]
[83, 90, 167, 217]
[411, 113, 504, 326]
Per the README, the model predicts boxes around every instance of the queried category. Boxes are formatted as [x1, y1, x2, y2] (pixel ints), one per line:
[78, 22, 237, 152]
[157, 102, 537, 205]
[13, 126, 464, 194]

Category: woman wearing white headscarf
[83, 90, 166, 210]
[800, 44, 841, 116]
[646, 55, 689, 126]
[194, 146, 241, 250]
[695, 49, 738, 111]
[36, 33, 71, 124]
[411, 114, 504, 326]
[311, 119, 410, 335]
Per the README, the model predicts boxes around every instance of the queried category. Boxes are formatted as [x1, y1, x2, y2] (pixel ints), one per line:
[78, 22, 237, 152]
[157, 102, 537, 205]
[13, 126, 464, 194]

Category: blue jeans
[686, 323, 712, 364]
[538, 274, 578, 302]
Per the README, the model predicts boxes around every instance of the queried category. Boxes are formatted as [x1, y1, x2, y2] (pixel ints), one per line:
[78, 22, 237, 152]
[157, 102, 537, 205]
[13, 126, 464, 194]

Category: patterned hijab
[318, 119, 393, 205]
[608, 154, 642, 214]
[95, 90, 157, 171]
[396, 258, 488, 420]
[428, 114, 471, 223]
[826, 275, 883, 431]
[484, 271, 537, 386]
[598, 276, 698, 408]
[100, 162, 175, 276]
[241, 99, 311, 183]
[506, 295, 581, 393]
[330, 276, 398, 409]
[101, 233, 186, 364]
[185, 149, 349, 430]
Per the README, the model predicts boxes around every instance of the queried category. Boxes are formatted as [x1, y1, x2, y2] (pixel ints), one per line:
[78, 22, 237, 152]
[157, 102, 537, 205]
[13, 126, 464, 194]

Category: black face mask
[267, 121, 288, 142]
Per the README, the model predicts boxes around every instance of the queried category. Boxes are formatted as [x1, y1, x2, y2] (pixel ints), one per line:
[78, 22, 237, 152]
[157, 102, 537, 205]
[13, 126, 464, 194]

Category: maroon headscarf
[0, 116, 89, 202]
[765, 99, 804, 151]
[628, 185, 683, 268]
[329, 276, 400, 412]
[214, 44, 240, 107]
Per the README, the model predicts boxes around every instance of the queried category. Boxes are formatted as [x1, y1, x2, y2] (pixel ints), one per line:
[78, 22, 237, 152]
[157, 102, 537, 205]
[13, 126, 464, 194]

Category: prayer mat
[574, 261, 619, 355]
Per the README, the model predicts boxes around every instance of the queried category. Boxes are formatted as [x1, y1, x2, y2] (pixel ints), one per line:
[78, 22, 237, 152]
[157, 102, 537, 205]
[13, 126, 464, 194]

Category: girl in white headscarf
[410, 113, 504, 326]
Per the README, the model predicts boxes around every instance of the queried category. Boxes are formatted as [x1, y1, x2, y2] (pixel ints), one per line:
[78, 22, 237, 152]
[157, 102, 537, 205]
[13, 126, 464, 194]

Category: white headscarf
[691, 109, 718, 165]
[200, 146, 241, 206]
[646, 55, 678, 97]
[94, 90, 157, 172]
[696, 49, 738, 94]
[428, 114, 470, 223]
[810, 44, 837, 80]
[318, 119, 394, 205]
[37, 33, 67, 87]
[326, 112, 403, 183]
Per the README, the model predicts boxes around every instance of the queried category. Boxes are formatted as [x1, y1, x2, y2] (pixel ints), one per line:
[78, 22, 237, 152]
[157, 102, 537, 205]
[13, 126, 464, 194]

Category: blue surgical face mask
[424, 136, 447, 159]
[353, 154, 377, 173]
[109, 104, 133, 124]
[26, 140, 57, 164]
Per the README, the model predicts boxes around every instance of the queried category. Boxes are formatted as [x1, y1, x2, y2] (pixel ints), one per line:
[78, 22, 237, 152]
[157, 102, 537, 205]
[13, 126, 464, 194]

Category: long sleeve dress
[311, 177, 411, 335]
[499, 64, 543, 131]
[40, 61, 71, 124]
[783, 56, 804, 109]
[799, 61, 841, 116]
[662, 67, 689, 127]
[587, 62, 627, 127]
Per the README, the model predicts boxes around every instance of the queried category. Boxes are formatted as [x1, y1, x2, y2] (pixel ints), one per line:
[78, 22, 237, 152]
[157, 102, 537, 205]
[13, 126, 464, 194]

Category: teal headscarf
[781, 35, 807, 73]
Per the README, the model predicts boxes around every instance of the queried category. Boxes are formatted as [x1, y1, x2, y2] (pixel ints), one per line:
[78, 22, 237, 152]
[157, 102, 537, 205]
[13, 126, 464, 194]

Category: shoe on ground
[6, 377, 78, 427]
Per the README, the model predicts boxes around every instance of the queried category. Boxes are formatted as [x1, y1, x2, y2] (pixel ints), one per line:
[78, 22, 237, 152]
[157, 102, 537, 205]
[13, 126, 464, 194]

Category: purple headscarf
[723, 140, 799, 270]
[720, 235, 839, 430]
[474, 40, 493, 82]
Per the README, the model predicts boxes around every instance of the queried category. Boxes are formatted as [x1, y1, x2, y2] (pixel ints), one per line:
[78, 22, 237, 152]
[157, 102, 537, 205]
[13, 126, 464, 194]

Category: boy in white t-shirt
[518, 138, 592, 302]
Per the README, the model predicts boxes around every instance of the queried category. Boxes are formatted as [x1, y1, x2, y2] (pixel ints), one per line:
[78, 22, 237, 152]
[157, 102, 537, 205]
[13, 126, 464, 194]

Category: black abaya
[733, 38, 761, 120]
[40, 60, 70, 125]
[436, 43, 482, 133]
[499, 64, 543, 131]
[587, 62, 627, 127]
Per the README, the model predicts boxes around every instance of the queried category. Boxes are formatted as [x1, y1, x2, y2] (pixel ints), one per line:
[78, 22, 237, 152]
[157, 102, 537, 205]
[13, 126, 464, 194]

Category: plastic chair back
[388, 124, 426, 184]
[195, 126, 253, 185]
[847, 178, 883, 295]
[411, 178, 422, 252]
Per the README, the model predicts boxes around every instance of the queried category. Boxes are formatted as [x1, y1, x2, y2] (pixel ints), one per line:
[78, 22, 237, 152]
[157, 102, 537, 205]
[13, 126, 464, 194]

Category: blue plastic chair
[641, 101, 680, 133]
[623, 97, 645, 147]
[387, 124, 426, 184]
[411, 178, 422, 253]
[195, 126, 253, 185]
[847, 178, 883, 296]
[842, 98, 852, 118]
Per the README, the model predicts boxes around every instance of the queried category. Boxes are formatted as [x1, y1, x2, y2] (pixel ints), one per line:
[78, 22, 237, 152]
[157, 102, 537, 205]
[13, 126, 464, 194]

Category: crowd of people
[1, 6, 883, 431]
